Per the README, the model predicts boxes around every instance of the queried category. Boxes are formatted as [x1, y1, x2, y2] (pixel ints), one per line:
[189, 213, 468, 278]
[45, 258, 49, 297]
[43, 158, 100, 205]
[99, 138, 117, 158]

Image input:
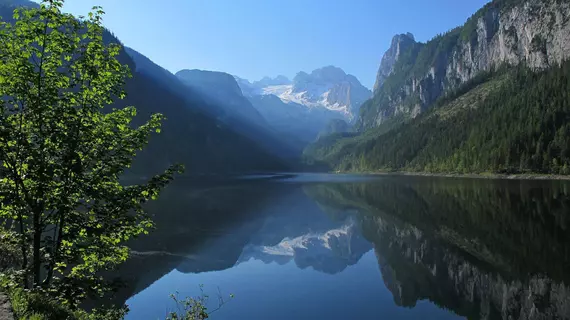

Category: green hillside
[306, 61, 570, 174]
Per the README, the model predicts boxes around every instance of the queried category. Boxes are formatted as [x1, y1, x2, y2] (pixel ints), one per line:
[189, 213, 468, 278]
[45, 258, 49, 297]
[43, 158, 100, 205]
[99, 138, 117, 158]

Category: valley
[1, 0, 570, 319]
[7, 0, 566, 179]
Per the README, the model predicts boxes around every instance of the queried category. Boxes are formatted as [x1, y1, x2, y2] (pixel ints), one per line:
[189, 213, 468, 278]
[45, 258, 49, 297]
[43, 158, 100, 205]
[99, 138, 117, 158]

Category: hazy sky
[51, 0, 489, 88]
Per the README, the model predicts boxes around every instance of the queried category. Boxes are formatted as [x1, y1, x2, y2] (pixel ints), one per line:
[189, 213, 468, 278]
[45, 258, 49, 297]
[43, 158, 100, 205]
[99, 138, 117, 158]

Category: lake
[115, 174, 570, 320]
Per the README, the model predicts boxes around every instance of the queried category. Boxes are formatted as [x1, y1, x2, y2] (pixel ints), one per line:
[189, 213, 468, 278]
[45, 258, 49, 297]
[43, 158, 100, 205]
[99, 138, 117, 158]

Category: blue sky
[55, 0, 490, 89]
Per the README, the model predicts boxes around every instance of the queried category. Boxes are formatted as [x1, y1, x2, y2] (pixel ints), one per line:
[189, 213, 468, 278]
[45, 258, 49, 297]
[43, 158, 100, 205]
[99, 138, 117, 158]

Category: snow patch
[256, 223, 354, 257]
[258, 84, 352, 117]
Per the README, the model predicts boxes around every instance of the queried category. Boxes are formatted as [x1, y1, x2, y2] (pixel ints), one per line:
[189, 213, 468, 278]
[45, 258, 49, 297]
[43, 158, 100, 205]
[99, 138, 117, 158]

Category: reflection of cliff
[305, 178, 570, 320]
[366, 214, 570, 320]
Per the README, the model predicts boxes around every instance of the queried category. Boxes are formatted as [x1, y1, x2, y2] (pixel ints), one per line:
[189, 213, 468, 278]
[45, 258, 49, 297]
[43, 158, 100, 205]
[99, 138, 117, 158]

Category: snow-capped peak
[236, 66, 371, 121]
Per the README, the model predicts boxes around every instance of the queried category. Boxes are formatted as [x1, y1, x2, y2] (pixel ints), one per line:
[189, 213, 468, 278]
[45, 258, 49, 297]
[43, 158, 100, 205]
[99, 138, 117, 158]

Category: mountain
[305, 0, 570, 175]
[125, 50, 304, 159]
[111, 53, 289, 175]
[174, 69, 305, 157]
[373, 32, 416, 93]
[0, 1, 288, 175]
[247, 94, 343, 143]
[317, 119, 351, 140]
[263, 66, 371, 120]
[252, 75, 291, 88]
[234, 76, 258, 97]
[175, 69, 266, 125]
[0, 0, 36, 7]
[236, 66, 371, 143]
[359, 0, 570, 130]
[124, 47, 225, 119]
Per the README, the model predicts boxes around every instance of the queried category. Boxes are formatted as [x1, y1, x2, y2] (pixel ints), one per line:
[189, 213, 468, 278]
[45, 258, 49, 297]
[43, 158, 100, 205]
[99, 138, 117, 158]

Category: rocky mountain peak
[292, 66, 348, 87]
[285, 66, 371, 119]
[373, 32, 417, 92]
[310, 65, 347, 83]
[253, 75, 291, 87]
[233, 66, 371, 143]
[361, 0, 570, 130]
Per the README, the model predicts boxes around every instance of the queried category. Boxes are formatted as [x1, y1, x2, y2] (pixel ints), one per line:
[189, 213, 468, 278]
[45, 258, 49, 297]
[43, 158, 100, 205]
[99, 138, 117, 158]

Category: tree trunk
[32, 210, 41, 287]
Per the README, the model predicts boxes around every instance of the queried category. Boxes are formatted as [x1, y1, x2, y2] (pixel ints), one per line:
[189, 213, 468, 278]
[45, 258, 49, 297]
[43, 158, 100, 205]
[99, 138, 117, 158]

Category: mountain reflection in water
[115, 175, 570, 320]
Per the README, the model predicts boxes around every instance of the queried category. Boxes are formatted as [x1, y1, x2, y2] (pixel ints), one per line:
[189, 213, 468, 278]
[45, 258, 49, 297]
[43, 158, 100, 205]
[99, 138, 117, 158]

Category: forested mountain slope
[111, 49, 290, 175]
[306, 0, 570, 175]
[0, 1, 288, 176]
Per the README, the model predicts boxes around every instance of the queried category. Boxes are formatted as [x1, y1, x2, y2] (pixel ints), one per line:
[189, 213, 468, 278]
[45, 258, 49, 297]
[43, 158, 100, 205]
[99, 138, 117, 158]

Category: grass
[8, 289, 77, 320]
[5, 287, 127, 320]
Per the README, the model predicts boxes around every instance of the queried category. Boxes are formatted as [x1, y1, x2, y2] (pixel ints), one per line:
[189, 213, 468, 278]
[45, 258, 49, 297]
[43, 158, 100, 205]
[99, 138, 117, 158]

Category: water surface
[118, 174, 570, 320]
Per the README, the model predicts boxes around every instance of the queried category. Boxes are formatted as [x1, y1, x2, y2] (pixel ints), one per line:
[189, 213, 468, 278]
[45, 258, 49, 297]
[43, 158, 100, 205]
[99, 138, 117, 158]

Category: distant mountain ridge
[238, 66, 371, 120]
[236, 66, 370, 143]
[173, 68, 306, 157]
[175, 69, 266, 126]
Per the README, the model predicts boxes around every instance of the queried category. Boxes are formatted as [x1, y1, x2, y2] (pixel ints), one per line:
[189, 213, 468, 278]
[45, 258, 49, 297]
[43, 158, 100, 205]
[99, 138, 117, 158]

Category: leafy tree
[0, 0, 182, 311]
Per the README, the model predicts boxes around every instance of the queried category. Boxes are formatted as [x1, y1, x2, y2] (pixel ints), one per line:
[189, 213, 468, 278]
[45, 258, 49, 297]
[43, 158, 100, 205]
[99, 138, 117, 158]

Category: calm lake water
[115, 174, 570, 320]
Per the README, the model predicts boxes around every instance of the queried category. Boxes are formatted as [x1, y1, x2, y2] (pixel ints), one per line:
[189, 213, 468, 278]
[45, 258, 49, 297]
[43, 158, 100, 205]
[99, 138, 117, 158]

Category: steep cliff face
[373, 32, 416, 93]
[360, 0, 570, 130]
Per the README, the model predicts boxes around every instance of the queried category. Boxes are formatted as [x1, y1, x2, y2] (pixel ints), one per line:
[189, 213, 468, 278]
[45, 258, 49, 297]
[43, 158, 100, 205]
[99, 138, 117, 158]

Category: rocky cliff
[360, 0, 570, 129]
[373, 32, 416, 93]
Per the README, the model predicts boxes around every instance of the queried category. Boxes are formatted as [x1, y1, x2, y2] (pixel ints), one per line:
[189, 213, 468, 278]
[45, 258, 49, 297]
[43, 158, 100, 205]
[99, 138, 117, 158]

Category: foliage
[3, 284, 127, 320]
[308, 60, 570, 175]
[166, 286, 234, 320]
[0, 229, 21, 271]
[0, 0, 181, 314]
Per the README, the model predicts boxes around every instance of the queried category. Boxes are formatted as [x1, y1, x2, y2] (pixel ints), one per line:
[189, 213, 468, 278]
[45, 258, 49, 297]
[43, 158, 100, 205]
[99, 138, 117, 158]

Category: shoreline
[339, 171, 570, 181]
